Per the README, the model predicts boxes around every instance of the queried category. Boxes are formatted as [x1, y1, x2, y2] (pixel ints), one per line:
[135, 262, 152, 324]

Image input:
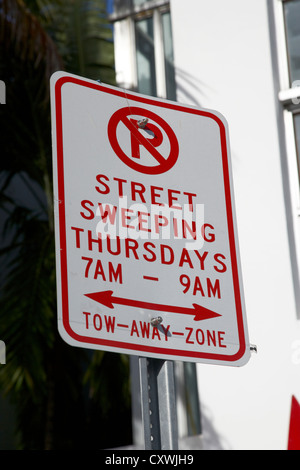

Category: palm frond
[0, 0, 63, 82]
[0, 0, 132, 450]
[45, 0, 115, 82]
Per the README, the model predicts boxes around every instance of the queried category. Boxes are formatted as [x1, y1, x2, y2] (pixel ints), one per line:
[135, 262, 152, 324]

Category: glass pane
[135, 17, 157, 96]
[294, 113, 300, 184]
[284, 0, 300, 85]
[162, 12, 176, 101]
[183, 362, 202, 435]
[133, 0, 151, 6]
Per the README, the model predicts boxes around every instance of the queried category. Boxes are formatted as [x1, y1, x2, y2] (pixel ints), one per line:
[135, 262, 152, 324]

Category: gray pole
[139, 357, 178, 450]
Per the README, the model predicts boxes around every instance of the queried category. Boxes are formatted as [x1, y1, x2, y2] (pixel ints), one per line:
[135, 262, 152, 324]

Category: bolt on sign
[50, 71, 250, 366]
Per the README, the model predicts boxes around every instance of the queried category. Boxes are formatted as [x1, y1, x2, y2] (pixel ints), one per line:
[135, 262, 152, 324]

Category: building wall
[170, 0, 300, 449]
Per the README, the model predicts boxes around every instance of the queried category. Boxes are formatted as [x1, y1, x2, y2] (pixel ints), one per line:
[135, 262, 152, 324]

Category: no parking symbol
[107, 106, 179, 175]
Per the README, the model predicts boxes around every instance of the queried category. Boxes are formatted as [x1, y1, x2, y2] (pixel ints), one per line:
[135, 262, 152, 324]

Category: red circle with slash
[107, 106, 179, 175]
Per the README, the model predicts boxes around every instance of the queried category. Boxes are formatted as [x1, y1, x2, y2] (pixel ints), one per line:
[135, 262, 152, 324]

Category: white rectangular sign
[50, 71, 250, 365]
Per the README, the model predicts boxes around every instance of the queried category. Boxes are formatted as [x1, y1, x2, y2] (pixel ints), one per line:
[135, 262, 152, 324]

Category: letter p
[130, 119, 163, 159]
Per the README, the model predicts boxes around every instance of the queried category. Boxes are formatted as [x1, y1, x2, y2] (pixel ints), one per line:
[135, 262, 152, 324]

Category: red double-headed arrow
[84, 290, 221, 322]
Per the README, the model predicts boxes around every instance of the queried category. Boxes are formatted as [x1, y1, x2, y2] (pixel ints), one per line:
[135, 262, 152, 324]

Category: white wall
[171, 0, 300, 449]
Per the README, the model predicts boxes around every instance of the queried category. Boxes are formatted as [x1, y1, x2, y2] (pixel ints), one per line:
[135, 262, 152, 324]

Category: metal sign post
[139, 357, 178, 450]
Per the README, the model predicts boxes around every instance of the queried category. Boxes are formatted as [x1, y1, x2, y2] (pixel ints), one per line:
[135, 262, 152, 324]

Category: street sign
[50, 71, 250, 366]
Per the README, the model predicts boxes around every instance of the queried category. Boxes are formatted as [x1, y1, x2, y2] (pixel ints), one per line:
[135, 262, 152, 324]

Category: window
[272, 0, 300, 314]
[283, 0, 300, 85]
[110, 0, 176, 100]
[277, 1, 300, 195]
[282, 1, 300, 191]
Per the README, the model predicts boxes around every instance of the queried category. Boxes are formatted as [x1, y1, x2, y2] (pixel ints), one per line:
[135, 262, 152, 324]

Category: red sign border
[53, 74, 248, 364]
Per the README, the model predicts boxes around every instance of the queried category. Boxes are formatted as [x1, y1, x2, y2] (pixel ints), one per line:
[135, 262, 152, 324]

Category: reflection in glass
[294, 113, 300, 185]
[162, 12, 176, 101]
[284, 0, 300, 84]
[133, 0, 151, 6]
[135, 17, 157, 96]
